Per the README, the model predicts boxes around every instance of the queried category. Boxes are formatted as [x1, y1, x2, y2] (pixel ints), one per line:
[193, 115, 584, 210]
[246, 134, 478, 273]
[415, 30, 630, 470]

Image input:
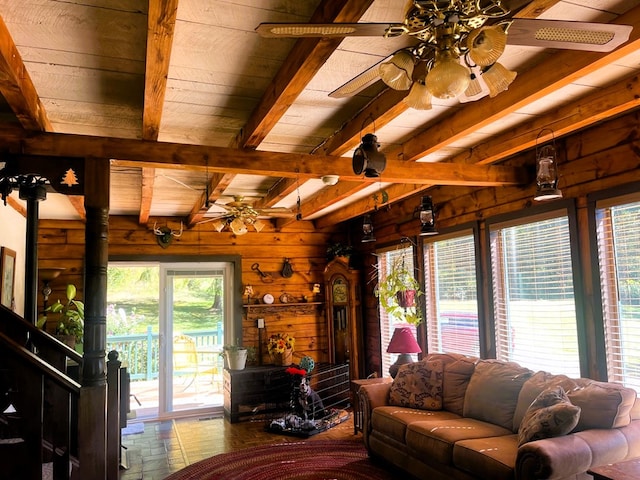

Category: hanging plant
[374, 255, 423, 325]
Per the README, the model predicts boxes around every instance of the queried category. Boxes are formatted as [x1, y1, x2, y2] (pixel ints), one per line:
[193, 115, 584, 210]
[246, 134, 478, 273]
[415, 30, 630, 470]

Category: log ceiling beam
[231, 0, 375, 150]
[186, 172, 235, 226]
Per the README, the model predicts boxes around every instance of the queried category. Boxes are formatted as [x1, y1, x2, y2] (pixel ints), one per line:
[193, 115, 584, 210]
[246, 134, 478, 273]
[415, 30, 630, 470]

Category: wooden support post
[78, 156, 110, 479]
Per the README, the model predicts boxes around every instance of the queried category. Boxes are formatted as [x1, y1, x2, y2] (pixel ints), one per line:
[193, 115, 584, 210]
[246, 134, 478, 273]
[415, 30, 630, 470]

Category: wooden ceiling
[0, 0, 639, 231]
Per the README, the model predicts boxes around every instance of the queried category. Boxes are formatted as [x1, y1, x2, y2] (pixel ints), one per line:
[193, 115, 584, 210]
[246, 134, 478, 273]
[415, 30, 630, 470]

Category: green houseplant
[38, 283, 84, 348]
[374, 256, 423, 325]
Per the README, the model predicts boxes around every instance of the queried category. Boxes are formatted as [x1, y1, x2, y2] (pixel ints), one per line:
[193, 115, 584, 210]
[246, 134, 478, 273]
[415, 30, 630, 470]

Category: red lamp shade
[387, 327, 422, 354]
[387, 327, 422, 378]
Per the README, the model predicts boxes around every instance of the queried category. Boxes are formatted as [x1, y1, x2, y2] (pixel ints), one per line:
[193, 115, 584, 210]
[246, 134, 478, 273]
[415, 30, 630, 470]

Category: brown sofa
[359, 353, 640, 480]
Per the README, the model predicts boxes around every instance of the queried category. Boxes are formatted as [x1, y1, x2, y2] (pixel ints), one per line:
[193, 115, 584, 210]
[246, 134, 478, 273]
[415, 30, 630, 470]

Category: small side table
[588, 459, 640, 480]
[351, 377, 392, 435]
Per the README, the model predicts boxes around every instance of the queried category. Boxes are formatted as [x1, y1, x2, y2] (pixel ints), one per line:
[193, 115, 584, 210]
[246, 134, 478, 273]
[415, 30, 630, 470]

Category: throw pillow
[517, 386, 581, 446]
[389, 359, 444, 410]
[463, 359, 533, 431]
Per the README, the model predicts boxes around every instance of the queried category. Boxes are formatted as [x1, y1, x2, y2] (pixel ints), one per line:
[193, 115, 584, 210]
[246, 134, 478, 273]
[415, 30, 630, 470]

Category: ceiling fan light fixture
[482, 62, 517, 97]
[464, 72, 483, 97]
[253, 219, 266, 233]
[426, 50, 471, 99]
[403, 78, 432, 110]
[379, 50, 414, 90]
[467, 25, 507, 67]
[211, 219, 226, 232]
[229, 217, 248, 235]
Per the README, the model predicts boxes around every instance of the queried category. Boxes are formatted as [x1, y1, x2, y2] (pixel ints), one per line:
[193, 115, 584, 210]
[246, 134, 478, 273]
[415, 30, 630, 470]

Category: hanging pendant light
[362, 214, 376, 243]
[414, 196, 438, 236]
[353, 133, 387, 178]
[534, 134, 562, 201]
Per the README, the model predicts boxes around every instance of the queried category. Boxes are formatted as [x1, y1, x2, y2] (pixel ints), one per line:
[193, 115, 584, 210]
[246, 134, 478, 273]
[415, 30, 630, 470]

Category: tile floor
[118, 410, 358, 479]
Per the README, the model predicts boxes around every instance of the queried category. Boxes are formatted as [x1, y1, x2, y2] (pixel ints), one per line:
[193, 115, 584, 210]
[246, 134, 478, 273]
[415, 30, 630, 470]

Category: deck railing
[107, 326, 223, 381]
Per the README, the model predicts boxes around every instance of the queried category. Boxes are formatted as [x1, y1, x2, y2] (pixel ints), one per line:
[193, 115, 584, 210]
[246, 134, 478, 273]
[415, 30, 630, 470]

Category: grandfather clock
[324, 256, 363, 381]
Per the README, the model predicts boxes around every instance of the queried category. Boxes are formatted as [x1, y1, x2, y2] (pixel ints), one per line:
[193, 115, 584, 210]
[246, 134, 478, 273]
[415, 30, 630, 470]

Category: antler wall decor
[153, 221, 183, 248]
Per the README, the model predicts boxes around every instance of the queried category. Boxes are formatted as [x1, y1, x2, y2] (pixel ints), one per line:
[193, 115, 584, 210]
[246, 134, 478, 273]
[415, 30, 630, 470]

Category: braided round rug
[164, 440, 399, 480]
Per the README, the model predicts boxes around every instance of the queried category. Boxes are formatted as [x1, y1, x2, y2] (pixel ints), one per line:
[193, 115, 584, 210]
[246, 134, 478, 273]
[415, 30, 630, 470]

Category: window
[423, 230, 480, 356]
[489, 210, 581, 376]
[595, 194, 640, 391]
[376, 245, 415, 376]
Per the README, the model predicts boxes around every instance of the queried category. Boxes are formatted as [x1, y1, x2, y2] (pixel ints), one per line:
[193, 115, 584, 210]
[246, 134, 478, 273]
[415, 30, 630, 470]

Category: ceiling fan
[256, 0, 632, 106]
[198, 196, 295, 235]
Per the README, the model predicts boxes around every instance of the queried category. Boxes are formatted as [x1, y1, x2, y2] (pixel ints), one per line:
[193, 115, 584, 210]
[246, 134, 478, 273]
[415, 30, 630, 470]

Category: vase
[273, 348, 293, 366]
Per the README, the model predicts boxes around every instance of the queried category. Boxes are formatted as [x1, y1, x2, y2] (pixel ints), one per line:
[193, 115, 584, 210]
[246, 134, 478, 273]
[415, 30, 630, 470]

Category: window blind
[489, 214, 580, 376]
[423, 232, 480, 356]
[596, 197, 640, 391]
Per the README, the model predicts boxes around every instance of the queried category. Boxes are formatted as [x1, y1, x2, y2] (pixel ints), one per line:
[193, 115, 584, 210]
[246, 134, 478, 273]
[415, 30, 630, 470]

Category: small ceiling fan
[256, 0, 632, 106]
[198, 196, 294, 235]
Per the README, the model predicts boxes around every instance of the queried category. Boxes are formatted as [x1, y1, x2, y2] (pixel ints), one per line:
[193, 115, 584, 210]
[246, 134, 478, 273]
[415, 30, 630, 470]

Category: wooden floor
[118, 409, 360, 480]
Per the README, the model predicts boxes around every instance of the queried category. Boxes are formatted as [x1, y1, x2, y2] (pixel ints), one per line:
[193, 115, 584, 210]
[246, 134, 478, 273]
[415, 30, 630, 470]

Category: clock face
[332, 280, 348, 304]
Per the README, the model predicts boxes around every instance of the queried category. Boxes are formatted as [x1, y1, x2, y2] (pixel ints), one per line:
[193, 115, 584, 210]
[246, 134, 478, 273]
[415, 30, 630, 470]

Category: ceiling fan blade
[256, 22, 396, 38]
[507, 18, 632, 52]
[258, 207, 295, 218]
[329, 55, 393, 98]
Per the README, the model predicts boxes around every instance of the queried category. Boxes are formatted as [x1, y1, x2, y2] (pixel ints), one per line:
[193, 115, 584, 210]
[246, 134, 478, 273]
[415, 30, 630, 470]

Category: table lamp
[387, 326, 422, 378]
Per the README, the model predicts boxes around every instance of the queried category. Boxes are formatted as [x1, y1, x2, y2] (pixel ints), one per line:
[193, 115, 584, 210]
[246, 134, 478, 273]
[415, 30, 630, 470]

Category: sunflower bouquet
[267, 333, 295, 355]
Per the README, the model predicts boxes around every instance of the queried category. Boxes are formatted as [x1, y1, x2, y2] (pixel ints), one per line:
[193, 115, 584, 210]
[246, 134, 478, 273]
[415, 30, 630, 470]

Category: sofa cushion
[389, 359, 444, 410]
[513, 371, 579, 430]
[443, 356, 477, 416]
[371, 406, 461, 444]
[406, 417, 512, 466]
[454, 434, 518, 480]
[463, 359, 533, 431]
[568, 380, 637, 431]
[518, 386, 581, 446]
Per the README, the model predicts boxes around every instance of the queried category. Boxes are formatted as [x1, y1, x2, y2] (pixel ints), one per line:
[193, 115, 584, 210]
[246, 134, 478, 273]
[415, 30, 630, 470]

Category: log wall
[37, 215, 346, 365]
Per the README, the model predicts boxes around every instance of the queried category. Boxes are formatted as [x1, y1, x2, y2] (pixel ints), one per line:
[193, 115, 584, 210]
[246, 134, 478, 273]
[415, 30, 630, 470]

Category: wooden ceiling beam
[186, 172, 235, 226]
[3, 130, 525, 185]
[232, 0, 376, 150]
[0, 14, 52, 131]
[279, 181, 370, 227]
[139, 167, 155, 224]
[139, 0, 177, 225]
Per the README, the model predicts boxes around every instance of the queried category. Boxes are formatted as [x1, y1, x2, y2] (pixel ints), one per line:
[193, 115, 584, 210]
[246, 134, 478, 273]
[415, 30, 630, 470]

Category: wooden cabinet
[323, 257, 364, 381]
[223, 365, 290, 423]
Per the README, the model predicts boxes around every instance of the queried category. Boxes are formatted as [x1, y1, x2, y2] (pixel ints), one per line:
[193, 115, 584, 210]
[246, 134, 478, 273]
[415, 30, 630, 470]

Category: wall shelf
[243, 302, 323, 315]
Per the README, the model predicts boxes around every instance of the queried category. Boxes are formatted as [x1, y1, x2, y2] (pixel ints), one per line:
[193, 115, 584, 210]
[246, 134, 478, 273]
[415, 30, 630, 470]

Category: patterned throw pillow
[517, 386, 581, 446]
[389, 359, 444, 410]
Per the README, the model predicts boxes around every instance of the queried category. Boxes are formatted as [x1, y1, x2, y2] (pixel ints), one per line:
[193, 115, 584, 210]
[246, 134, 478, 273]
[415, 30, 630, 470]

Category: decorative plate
[280, 293, 290, 303]
[262, 293, 274, 304]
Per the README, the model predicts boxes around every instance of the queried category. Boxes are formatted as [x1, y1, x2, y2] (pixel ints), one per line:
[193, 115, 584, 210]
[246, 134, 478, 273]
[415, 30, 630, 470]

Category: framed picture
[0, 247, 16, 309]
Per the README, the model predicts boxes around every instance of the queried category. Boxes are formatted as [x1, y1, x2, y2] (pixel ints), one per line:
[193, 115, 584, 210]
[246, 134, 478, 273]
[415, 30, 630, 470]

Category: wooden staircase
[0, 304, 121, 479]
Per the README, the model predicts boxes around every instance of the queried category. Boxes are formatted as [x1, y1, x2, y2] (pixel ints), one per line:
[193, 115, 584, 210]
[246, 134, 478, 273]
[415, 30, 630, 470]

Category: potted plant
[221, 344, 253, 370]
[267, 333, 295, 366]
[326, 242, 354, 261]
[39, 283, 84, 350]
[374, 256, 423, 325]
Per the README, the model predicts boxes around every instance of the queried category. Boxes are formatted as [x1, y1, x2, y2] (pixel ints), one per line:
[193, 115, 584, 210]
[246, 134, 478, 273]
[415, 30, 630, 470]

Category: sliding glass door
[107, 261, 234, 419]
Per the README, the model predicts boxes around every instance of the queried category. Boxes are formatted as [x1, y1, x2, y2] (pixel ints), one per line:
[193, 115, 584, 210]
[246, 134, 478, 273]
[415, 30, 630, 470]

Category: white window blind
[489, 214, 580, 376]
[377, 246, 415, 376]
[423, 231, 480, 356]
[596, 196, 640, 391]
